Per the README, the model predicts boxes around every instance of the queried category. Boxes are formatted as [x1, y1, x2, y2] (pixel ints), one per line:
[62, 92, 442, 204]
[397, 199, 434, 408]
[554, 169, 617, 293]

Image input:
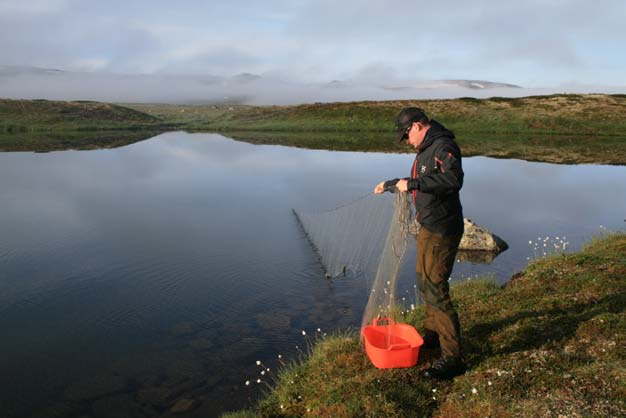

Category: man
[374, 107, 465, 379]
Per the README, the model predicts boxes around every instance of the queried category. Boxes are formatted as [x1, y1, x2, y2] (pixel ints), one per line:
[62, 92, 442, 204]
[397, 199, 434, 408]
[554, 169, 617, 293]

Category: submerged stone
[170, 398, 198, 414]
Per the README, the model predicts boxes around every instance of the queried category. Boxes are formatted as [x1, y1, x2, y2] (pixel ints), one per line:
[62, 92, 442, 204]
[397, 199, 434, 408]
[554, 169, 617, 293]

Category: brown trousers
[416, 226, 462, 358]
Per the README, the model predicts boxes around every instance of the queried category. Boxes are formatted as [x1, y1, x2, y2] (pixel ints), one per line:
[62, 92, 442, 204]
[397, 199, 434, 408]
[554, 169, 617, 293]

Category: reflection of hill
[0, 131, 159, 152]
[219, 130, 626, 165]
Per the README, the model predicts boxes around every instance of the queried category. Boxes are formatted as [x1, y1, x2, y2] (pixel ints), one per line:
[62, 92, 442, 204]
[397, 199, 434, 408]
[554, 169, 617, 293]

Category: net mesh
[293, 190, 414, 332]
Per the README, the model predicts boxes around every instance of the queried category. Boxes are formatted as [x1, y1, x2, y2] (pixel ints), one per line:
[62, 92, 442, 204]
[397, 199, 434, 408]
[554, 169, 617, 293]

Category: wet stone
[64, 374, 128, 401]
[136, 386, 184, 407]
[170, 398, 198, 414]
[91, 393, 156, 418]
[171, 322, 196, 337]
[30, 401, 82, 418]
[189, 337, 215, 351]
[255, 311, 291, 333]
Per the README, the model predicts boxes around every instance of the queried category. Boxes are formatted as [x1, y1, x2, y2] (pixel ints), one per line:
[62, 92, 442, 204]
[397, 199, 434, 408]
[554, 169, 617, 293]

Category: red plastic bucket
[361, 318, 424, 369]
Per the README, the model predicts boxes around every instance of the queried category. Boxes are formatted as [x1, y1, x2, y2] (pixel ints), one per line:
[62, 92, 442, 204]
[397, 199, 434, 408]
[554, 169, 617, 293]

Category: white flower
[266, 368, 270, 372]
[302, 330, 306, 336]
[432, 388, 437, 392]
[256, 360, 261, 366]
[278, 354, 282, 359]
[471, 387, 478, 394]
[529, 240, 532, 244]
[256, 379, 261, 383]
[488, 381, 492, 386]
[245, 380, 250, 386]
[280, 404, 284, 409]
[317, 328, 321, 332]
[261, 370, 266, 375]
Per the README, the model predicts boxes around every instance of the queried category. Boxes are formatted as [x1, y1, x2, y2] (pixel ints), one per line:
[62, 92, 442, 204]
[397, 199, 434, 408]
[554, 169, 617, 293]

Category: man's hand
[374, 181, 386, 194]
[396, 179, 408, 192]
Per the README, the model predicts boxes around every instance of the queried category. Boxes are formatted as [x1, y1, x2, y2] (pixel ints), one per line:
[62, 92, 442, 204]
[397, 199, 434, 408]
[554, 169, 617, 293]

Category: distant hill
[0, 98, 165, 133]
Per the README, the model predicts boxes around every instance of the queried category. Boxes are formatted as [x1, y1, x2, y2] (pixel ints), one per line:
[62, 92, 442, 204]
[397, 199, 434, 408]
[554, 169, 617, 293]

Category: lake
[1, 132, 625, 417]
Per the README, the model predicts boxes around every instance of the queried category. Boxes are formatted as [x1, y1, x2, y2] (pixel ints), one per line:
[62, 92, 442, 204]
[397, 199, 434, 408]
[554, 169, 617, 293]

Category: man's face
[406, 122, 428, 149]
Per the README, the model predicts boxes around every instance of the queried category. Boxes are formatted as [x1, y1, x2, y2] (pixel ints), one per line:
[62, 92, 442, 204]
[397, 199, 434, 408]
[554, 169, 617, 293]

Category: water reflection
[0, 132, 624, 417]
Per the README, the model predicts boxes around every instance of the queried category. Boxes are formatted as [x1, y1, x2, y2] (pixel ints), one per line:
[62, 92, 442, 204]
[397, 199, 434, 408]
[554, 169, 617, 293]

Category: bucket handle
[387, 343, 411, 350]
[373, 317, 395, 327]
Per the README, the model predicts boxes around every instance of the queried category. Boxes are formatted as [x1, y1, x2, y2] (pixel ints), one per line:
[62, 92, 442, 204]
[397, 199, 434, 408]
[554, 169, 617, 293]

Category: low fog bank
[1, 67, 625, 105]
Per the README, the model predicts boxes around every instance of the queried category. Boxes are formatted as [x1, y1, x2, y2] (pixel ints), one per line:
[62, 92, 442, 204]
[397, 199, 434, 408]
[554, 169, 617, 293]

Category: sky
[1, 0, 625, 87]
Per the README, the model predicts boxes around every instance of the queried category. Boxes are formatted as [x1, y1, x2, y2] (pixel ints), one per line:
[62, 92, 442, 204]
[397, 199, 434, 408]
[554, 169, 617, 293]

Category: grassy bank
[0, 98, 174, 133]
[224, 233, 625, 417]
[127, 94, 626, 136]
[0, 98, 178, 152]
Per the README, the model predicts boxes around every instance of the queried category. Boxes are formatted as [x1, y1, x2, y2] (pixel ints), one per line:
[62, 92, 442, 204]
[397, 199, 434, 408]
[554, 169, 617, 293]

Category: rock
[30, 402, 82, 418]
[409, 217, 508, 253]
[171, 322, 196, 337]
[137, 386, 183, 407]
[255, 311, 291, 333]
[91, 393, 155, 418]
[64, 374, 128, 401]
[189, 337, 215, 351]
[459, 218, 508, 252]
[170, 398, 197, 414]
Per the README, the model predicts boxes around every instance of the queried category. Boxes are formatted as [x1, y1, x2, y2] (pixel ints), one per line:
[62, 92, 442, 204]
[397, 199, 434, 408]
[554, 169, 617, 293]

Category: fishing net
[293, 190, 414, 332]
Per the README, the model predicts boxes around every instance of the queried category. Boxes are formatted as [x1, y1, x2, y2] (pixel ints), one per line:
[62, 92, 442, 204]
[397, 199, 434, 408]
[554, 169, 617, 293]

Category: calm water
[1, 132, 625, 417]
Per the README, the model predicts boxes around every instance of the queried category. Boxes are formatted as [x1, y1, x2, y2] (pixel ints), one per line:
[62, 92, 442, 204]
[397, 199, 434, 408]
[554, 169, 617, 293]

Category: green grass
[127, 94, 626, 136]
[0, 98, 174, 132]
[223, 233, 626, 417]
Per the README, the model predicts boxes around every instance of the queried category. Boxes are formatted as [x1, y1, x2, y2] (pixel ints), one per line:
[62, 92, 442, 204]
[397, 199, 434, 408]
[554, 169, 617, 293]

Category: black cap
[395, 107, 428, 142]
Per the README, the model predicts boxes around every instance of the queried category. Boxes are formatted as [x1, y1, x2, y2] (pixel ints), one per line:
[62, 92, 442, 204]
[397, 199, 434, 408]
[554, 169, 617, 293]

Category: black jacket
[385, 120, 464, 235]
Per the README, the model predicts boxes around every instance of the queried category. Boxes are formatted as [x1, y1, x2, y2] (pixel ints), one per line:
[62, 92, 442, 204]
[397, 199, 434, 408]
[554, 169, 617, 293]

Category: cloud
[0, 0, 625, 85]
[0, 0, 69, 15]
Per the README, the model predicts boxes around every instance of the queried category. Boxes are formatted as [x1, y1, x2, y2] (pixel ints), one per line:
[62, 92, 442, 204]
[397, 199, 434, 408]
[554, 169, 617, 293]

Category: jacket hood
[418, 119, 455, 152]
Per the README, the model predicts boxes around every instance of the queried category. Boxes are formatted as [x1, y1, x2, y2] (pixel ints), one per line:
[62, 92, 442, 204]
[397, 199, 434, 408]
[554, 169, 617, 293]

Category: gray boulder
[409, 217, 508, 253]
[459, 218, 508, 252]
